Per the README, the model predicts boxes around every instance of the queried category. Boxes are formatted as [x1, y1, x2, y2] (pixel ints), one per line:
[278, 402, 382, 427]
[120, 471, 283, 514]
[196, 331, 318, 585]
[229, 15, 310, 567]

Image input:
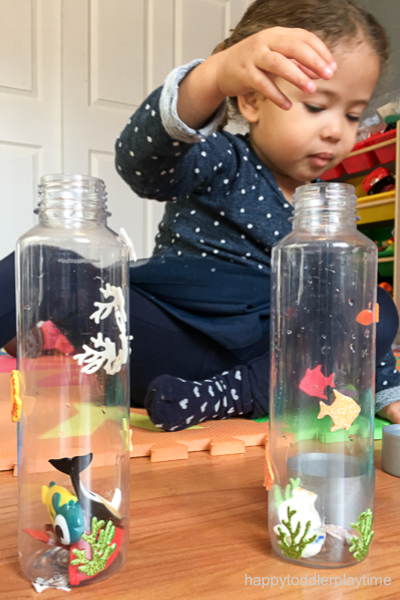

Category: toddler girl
[115, 0, 400, 431]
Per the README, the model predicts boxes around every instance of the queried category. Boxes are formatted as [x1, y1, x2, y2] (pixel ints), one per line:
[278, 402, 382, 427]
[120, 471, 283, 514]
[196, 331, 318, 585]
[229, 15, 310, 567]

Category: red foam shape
[299, 364, 335, 400]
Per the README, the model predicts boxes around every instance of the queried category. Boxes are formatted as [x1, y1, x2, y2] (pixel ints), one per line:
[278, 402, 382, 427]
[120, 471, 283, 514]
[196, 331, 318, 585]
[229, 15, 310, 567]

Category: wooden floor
[0, 442, 399, 599]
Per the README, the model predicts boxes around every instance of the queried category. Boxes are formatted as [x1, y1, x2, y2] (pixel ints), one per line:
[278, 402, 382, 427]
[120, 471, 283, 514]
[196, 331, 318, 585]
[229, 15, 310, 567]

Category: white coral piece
[74, 333, 117, 374]
[90, 284, 127, 325]
[75, 284, 130, 375]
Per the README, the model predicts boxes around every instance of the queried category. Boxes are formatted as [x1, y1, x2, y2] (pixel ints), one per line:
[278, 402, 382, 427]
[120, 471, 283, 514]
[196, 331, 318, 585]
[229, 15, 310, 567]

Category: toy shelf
[356, 190, 395, 225]
[323, 121, 400, 310]
[378, 257, 394, 264]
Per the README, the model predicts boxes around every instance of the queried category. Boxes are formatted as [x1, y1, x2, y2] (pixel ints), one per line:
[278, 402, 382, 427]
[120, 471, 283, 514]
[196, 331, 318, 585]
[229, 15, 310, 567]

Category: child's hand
[214, 27, 337, 110]
[378, 401, 400, 424]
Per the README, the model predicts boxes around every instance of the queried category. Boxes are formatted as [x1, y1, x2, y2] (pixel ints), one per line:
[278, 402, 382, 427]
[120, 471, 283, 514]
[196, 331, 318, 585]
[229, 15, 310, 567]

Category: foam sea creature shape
[356, 304, 379, 325]
[299, 365, 335, 399]
[49, 453, 122, 523]
[41, 482, 85, 545]
[11, 369, 24, 422]
[318, 389, 361, 432]
[275, 487, 325, 558]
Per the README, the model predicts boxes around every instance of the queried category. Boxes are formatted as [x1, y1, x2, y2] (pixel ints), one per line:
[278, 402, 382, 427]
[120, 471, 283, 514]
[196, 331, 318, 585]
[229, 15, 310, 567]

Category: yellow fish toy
[318, 389, 361, 432]
[41, 482, 85, 545]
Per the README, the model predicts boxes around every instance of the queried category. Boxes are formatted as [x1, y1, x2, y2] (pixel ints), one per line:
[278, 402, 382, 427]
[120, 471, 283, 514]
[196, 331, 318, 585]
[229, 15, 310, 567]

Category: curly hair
[212, 0, 389, 126]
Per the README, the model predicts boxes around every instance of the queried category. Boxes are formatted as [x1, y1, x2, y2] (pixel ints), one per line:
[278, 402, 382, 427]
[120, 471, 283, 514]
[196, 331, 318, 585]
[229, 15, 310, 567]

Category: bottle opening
[35, 174, 111, 225]
[291, 182, 358, 232]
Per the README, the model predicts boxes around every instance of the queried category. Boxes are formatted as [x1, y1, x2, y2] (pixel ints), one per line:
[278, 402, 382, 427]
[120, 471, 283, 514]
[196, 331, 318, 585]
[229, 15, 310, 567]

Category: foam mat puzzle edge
[130, 408, 269, 462]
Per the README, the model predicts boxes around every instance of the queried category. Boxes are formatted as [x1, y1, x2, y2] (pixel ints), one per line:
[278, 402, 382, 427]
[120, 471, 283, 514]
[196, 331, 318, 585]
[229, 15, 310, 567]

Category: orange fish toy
[318, 389, 361, 432]
[356, 304, 379, 326]
[299, 365, 335, 400]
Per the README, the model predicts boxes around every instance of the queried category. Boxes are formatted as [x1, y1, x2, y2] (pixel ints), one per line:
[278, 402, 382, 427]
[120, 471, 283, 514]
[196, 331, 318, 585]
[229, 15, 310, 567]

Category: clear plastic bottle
[268, 182, 377, 568]
[15, 174, 130, 588]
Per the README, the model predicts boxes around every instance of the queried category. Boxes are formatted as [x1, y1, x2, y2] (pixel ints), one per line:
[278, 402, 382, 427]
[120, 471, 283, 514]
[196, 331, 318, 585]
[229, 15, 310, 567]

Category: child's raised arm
[177, 27, 337, 129]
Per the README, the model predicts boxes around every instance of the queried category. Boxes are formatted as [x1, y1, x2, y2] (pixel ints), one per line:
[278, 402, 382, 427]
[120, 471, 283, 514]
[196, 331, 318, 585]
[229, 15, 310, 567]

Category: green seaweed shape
[276, 506, 318, 559]
[71, 517, 116, 576]
[349, 509, 374, 562]
[273, 478, 301, 508]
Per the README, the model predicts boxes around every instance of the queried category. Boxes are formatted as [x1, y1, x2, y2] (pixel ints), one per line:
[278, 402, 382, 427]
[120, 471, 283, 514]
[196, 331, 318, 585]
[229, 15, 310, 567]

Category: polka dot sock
[144, 367, 253, 431]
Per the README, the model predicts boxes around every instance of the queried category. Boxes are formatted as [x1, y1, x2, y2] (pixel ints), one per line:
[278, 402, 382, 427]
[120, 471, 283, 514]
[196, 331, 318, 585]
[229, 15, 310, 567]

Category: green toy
[276, 506, 318, 559]
[71, 517, 117, 576]
[272, 478, 301, 508]
[349, 509, 374, 562]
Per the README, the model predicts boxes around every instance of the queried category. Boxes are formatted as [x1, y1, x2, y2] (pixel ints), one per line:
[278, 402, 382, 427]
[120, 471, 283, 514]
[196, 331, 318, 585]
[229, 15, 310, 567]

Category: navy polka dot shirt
[115, 60, 400, 412]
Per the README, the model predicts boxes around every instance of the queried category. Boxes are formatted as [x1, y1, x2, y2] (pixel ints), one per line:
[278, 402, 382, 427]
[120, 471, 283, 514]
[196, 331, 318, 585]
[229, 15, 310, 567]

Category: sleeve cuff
[375, 386, 400, 413]
[159, 59, 227, 143]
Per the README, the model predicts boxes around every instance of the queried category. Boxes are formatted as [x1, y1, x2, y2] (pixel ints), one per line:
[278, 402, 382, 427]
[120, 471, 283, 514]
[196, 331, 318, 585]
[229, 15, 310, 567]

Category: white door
[0, 0, 62, 259]
[62, 0, 250, 258]
[0, 0, 249, 260]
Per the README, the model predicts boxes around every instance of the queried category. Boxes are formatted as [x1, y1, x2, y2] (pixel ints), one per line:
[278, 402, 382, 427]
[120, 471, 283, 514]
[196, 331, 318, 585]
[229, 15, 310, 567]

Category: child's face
[243, 40, 380, 199]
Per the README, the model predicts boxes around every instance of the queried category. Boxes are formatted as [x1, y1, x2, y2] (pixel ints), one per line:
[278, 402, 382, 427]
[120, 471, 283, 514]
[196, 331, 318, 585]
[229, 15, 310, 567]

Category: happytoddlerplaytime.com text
[245, 573, 391, 589]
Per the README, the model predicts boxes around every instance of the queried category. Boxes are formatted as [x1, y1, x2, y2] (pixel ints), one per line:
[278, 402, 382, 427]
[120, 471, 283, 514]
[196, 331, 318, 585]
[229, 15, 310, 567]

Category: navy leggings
[0, 251, 398, 415]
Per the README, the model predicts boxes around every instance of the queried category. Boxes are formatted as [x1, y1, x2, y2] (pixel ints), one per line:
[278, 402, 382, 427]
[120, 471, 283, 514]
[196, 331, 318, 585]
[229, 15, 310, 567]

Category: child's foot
[144, 367, 253, 431]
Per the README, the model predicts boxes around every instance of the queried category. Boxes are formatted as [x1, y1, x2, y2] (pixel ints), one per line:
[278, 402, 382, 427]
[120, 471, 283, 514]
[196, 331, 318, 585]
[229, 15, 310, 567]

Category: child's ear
[237, 91, 263, 123]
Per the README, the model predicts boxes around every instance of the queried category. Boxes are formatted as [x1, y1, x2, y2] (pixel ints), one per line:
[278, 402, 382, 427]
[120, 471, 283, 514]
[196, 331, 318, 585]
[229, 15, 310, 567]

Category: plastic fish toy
[318, 389, 361, 432]
[356, 304, 379, 325]
[49, 453, 122, 523]
[299, 365, 335, 399]
[41, 482, 85, 545]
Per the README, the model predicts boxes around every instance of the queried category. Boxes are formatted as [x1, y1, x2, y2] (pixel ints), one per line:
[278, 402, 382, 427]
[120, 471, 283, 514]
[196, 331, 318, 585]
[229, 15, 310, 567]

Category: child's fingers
[256, 51, 318, 96]
[288, 28, 336, 71]
[250, 68, 292, 110]
[264, 28, 336, 81]
[290, 59, 320, 80]
[271, 36, 335, 81]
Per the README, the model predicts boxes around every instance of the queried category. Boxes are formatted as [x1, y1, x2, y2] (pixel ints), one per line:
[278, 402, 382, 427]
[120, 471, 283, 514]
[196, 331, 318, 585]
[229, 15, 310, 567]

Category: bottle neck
[35, 174, 110, 226]
[291, 183, 358, 235]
